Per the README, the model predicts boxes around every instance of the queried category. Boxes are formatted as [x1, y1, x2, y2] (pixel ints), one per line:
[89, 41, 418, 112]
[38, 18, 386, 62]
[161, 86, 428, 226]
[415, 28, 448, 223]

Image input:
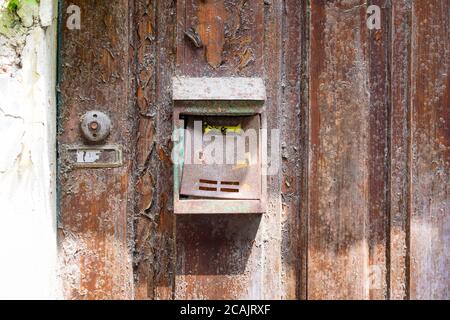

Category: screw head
[89, 121, 99, 131]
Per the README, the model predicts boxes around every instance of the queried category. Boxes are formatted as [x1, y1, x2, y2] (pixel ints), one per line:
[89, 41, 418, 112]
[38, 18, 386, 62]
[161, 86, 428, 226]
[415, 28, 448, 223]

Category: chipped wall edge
[0, 0, 60, 299]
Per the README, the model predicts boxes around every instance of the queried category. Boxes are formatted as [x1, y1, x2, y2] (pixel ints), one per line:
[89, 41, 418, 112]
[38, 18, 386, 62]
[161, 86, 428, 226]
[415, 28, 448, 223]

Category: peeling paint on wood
[177, 0, 264, 77]
[58, 0, 134, 299]
[410, 0, 449, 300]
[390, 0, 412, 300]
[308, 0, 371, 300]
[197, 0, 227, 68]
[57, 0, 450, 300]
[280, 0, 307, 300]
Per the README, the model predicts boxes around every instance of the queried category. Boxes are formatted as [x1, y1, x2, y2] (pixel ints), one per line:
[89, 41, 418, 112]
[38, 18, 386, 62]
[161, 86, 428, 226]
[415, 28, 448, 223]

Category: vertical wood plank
[410, 0, 449, 300]
[262, 0, 283, 299]
[58, 0, 134, 299]
[144, 0, 177, 300]
[367, 0, 390, 300]
[389, 0, 412, 300]
[281, 0, 307, 300]
[308, 0, 371, 300]
[132, 0, 160, 300]
[174, 0, 268, 300]
[175, 215, 264, 299]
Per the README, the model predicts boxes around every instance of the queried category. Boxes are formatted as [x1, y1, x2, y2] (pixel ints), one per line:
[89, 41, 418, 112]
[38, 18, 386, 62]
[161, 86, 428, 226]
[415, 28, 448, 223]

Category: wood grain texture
[280, 0, 307, 300]
[410, 0, 449, 300]
[176, 0, 264, 77]
[58, 0, 134, 299]
[261, 0, 283, 299]
[132, 0, 159, 300]
[175, 215, 263, 299]
[389, 0, 412, 300]
[367, 0, 390, 300]
[197, 0, 227, 68]
[133, 0, 177, 300]
[308, 0, 371, 300]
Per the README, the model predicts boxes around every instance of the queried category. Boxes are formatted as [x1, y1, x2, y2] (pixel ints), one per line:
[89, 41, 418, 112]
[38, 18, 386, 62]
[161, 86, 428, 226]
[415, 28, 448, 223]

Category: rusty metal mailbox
[172, 77, 267, 214]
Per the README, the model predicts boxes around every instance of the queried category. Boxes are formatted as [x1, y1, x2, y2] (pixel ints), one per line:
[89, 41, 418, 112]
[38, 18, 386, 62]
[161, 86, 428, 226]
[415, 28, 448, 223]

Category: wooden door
[58, 0, 449, 300]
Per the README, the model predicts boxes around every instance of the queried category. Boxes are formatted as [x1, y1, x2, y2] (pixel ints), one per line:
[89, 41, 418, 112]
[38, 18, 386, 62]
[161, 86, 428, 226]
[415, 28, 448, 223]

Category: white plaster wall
[0, 0, 58, 299]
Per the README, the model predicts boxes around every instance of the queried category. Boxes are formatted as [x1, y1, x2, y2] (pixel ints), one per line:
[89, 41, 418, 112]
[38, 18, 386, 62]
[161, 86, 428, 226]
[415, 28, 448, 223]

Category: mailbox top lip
[172, 77, 266, 101]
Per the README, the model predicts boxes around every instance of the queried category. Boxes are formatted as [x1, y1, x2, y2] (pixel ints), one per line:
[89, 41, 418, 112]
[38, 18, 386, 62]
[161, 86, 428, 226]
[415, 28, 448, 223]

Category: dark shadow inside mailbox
[180, 115, 261, 200]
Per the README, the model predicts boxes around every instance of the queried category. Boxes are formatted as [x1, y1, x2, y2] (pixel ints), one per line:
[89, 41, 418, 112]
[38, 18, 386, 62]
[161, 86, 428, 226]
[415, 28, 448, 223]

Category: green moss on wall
[0, 0, 39, 35]
[7, 0, 21, 13]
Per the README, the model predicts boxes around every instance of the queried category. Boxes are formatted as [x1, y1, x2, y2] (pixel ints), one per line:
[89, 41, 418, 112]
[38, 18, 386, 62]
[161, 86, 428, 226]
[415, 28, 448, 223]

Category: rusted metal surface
[172, 98, 268, 215]
[172, 77, 267, 100]
[410, 0, 449, 300]
[58, 0, 134, 299]
[172, 101, 267, 214]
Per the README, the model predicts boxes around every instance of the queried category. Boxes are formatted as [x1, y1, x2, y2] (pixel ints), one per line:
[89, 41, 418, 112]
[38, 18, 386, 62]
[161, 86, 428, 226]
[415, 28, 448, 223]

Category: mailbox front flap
[180, 115, 261, 200]
[180, 164, 261, 199]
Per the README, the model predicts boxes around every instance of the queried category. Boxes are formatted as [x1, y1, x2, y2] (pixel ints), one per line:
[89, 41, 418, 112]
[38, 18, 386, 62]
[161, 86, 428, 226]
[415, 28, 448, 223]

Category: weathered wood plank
[138, 0, 177, 300]
[58, 0, 134, 299]
[175, 215, 263, 299]
[367, 0, 390, 300]
[261, 0, 283, 300]
[132, 0, 159, 300]
[410, 0, 449, 300]
[389, 0, 412, 300]
[308, 0, 371, 300]
[197, 0, 227, 68]
[281, 0, 307, 300]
